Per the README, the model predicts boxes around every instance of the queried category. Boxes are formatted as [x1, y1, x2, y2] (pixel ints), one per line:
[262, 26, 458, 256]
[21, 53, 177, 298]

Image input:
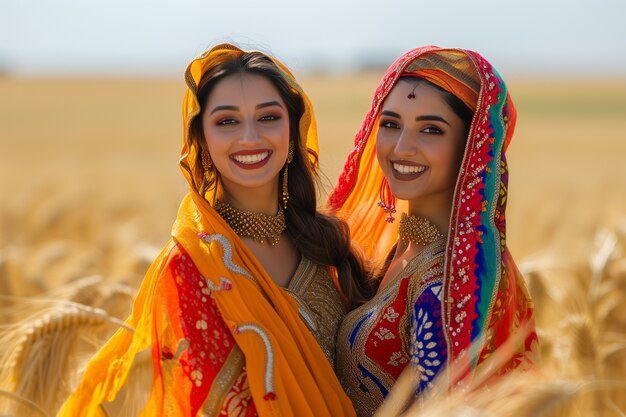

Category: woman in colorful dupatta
[328, 46, 539, 417]
[57, 43, 372, 417]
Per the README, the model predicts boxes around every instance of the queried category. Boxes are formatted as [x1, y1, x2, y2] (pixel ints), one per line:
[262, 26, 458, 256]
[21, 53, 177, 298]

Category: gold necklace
[398, 213, 444, 245]
[213, 200, 286, 246]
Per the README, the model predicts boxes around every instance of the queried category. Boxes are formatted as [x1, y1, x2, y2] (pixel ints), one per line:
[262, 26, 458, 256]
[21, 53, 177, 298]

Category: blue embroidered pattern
[410, 282, 447, 392]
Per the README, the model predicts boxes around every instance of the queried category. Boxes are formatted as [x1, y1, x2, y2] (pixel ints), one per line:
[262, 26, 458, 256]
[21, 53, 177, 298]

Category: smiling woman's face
[376, 78, 467, 209]
[201, 72, 290, 195]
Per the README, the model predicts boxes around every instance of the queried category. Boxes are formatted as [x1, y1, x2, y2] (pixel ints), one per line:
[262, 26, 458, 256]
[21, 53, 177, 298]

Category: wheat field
[1, 73, 626, 416]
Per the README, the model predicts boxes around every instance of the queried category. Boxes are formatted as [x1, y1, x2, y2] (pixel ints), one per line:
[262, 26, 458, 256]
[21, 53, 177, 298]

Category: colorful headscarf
[328, 46, 537, 380]
[58, 44, 355, 417]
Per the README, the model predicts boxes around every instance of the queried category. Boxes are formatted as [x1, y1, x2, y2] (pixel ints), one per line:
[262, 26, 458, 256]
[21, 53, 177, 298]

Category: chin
[388, 185, 422, 202]
[248, 174, 283, 188]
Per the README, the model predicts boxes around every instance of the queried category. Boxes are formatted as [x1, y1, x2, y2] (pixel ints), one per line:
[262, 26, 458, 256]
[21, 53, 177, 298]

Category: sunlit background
[1, 0, 626, 415]
[3, 0, 626, 76]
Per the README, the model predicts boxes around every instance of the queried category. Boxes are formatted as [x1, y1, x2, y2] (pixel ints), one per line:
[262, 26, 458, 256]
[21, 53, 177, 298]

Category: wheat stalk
[45, 275, 135, 319]
[0, 298, 134, 415]
[0, 389, 51, 417]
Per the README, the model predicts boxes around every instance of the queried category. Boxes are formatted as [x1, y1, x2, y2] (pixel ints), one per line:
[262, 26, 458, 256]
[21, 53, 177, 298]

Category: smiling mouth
[229, 150, 273, 170]
[392, 162, 426, 174]
[231, 151, 270, 164]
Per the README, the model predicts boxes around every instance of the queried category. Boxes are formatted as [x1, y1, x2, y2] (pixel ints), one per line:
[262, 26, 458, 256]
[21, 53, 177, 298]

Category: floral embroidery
[190, 369, 204, 387]
[387, 351, 408, 367]
[374, 327, 395, 341]
[336, 254, 446, 417]
[383, 307, 399, 323]
[410, 284, 446, 390]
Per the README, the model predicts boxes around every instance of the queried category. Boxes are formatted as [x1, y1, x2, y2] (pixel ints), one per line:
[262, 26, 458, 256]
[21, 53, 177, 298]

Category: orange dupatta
[58, 44, 355, 417]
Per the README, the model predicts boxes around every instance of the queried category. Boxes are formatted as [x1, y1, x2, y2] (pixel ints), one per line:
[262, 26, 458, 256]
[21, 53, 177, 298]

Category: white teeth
[393, 162, 426, 174]
[232, 152, 269, 164]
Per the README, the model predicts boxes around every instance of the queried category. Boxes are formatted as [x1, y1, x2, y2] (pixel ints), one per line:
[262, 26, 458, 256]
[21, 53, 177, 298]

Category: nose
[393, 129, 417, 157]
[240, 120, 261, 145]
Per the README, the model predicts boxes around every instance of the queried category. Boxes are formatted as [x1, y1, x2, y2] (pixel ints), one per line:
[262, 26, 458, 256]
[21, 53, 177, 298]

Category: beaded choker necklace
[214, 200, 286, 246]
[398, 213, 444, 245]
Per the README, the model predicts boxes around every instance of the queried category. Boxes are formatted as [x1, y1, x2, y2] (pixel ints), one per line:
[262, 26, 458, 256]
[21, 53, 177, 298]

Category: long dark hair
[190, 51, 375, 309]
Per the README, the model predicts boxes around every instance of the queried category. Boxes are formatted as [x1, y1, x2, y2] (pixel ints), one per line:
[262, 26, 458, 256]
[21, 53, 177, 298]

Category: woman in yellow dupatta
[328, 46, 539, 417]
[57, 43, 372, 417]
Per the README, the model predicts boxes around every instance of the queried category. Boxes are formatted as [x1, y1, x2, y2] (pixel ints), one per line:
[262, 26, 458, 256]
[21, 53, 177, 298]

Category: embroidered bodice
[335, 238, 447, 417]
[283, 257, 345, 365]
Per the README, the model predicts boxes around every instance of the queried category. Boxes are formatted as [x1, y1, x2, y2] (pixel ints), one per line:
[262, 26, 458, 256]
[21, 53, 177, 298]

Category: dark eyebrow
[381, 110, 401, 119]
[209, 105, 238, 115]
[381, 110, 451, 127]
[416, 115, 451, 126]
[209, 101, 283, 116]
[256, 100, 283, 110]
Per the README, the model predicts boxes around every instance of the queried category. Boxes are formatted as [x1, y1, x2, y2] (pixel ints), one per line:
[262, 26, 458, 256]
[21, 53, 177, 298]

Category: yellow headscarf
[58, 43, 355, 417]
[180, 43, 320, 199]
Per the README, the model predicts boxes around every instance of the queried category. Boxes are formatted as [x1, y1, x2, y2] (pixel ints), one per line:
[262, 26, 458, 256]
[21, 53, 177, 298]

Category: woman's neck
[216, 180, 279, 215]
[407, 191, 454, 234]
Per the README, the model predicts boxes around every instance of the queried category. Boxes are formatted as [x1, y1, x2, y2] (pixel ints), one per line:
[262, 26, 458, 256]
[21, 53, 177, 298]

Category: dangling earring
[377, 177, 397, 223]
[201, 150, 213, 181]
[282, 142, 294, 210]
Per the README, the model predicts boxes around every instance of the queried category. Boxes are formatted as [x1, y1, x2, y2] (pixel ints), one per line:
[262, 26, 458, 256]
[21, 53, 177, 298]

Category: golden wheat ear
[373, 323, 536, 416]
[398, 375, 588, 417]
[45, 274, 135, 320]
[377, 357, 606, 417]
[372, 366, 419, 417]
[0, 297, 134, 416]
[0, 389, 51, 417]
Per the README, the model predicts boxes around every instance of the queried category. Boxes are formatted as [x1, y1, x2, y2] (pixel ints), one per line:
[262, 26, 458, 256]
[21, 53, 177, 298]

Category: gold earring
[287, 141, 294, 164]
[201, 150, 213, 180]
[282, 142, 294, 210]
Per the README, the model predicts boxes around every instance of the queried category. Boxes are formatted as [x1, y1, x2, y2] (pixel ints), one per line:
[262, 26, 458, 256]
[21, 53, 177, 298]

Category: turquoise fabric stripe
[471, 73, 508, 354]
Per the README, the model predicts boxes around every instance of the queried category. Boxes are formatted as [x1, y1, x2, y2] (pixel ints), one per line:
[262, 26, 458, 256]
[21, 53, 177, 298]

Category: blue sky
[2, 0, 625, 77]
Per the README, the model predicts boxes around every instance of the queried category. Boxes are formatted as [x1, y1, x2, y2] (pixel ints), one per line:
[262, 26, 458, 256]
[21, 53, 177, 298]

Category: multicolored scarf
[328, 46, 538, 381]
[58, 44, 355, 417]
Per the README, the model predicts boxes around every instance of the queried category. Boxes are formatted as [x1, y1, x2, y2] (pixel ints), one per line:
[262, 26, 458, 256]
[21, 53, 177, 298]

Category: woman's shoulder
[158, 240, 201, 274]
[403, 244, 446, 301]
[379, 239, 446, 293]
[145, 240, 205, 292]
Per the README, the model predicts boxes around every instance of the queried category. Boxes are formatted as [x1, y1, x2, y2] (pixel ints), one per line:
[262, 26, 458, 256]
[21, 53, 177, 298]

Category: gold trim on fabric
[286, 256, 314, 292]
[201, 346, 246, 417]
[442, 50, 486, 374]
[376, 237, 447, 297]
[285, 257, 317, 330]
[404, 50, 481, 95]
[284, 257, 345, 366]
